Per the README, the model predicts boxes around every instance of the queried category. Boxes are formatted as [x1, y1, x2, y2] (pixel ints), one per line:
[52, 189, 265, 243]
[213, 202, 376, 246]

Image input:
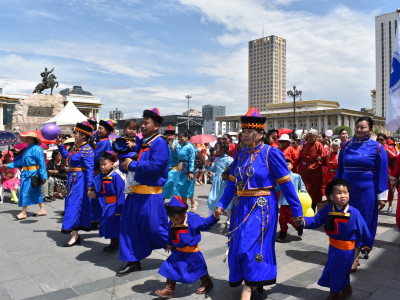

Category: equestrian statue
[32, 67, 59, 95]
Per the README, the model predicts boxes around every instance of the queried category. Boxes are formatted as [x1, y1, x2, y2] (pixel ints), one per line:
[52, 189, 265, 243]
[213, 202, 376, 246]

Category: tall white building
[375, 10, 400, 117]
[248, 35, 286, 111]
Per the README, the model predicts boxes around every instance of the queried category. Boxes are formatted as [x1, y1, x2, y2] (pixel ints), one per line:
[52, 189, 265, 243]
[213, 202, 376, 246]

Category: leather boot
[103, 238, 119, 253]
[326, 292, 340, 300]
[155, 279, 176, 299]
[196, 273, 213, 294]
[116, 261, 141, 276]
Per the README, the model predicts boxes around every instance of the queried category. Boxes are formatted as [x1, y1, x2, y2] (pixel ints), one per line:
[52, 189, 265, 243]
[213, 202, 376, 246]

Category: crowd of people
[0, 107, 398, 300]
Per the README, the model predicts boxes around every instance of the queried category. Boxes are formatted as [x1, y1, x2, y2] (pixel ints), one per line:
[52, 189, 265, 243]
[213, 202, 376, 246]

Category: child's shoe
[155, 279, 176, 299]
[196, 273, 213, 294]
[297, 227, 303, 237]
[276, 231, 287, 243]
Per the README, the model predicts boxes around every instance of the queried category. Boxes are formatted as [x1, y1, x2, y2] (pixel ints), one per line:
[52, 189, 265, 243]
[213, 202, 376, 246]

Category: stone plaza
[0, 184, 399, 300]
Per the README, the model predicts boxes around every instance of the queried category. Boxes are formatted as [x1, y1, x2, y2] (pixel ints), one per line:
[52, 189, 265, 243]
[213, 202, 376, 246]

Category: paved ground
[0, 184, 399, 300]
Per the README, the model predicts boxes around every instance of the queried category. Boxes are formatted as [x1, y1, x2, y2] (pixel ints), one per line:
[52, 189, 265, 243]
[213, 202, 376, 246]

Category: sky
[0, 0, 399, 119]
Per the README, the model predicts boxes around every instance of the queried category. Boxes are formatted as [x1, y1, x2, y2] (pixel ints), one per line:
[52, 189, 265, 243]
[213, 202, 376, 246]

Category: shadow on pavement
[285, 249, 326, 266]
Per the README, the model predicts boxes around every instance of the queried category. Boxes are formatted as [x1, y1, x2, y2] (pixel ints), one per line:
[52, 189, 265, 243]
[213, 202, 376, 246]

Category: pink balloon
[41, 123, 61, 140]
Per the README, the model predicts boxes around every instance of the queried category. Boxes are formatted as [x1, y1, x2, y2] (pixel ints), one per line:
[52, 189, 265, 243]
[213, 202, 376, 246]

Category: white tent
[43, 100, 87, 126]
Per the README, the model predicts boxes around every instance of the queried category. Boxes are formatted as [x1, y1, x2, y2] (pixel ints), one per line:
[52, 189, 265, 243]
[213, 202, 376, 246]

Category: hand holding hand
[121, 158, 133, 172]
[87, 190, 96, 199]
[292, 216, 304, 227]
[214, 207, 224, 218]
[377, 200, 387, 211]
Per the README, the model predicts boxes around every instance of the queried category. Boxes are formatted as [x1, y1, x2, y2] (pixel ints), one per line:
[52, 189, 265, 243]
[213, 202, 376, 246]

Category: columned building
[0, 86, 24, 130]
[216, 100, 390, 135]
[60, 86, 102, 120]
[375, 10, 400, 117]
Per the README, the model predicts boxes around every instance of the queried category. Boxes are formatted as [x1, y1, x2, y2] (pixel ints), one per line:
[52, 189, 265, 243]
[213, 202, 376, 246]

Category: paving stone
[25, 288, 79, 300]
[0, 265, 27, 283]
[367, 286, 400, 300]
[0, 285, 12, 299]
[2, 278, 42, 299]
[73, 276, 127, 295]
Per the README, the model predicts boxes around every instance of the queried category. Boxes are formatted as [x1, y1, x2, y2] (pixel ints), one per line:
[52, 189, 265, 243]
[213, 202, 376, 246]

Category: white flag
[386, 17, 400, 132]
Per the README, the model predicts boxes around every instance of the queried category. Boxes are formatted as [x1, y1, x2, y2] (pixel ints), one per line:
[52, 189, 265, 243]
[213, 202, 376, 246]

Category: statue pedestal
[12, 94, 64, 132]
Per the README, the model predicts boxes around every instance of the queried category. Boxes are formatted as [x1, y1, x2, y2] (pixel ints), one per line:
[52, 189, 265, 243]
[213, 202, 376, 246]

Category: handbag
[30, 175, 42, 188]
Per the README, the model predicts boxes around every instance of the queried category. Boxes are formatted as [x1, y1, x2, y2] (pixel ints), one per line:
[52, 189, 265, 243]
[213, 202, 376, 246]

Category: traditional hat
[278, 134, 291, 142]
[63, 137, 75, 145]
[113, 137, 131, 154]
[332, 138, 341, 146]
[88, 116, 97, 126]
[143, 107, 163, 124]
[74, 121, 93, 136]
[166, 195, 189, 210]
[241, 108, 266, 130]
[100, 151, 117, 162]
[19, 131, 41, 145]
[99, 119, 114, 133]
[164, 125, 176, 135]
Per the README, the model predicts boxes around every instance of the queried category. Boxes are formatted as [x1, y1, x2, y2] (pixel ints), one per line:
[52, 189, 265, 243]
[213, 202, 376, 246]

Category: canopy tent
[43, 100, 88, 126]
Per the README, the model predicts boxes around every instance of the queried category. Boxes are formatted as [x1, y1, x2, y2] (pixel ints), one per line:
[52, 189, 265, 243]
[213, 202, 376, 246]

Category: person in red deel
[325, 138, 340, 186]
[298, 129, 326, 212]
[278, 134, 299, 172]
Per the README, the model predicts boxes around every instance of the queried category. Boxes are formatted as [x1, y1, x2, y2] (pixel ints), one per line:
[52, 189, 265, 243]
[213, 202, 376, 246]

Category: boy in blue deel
[155, 195, 219, 299]
[301, 178, 372, 300]
[94, 151, 125, 252]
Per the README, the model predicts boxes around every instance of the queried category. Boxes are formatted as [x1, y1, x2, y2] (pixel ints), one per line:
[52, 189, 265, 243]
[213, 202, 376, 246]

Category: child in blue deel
[155, 195, 219, 299]
[95, 151, 125, 252]
[301, 178, 373, 300]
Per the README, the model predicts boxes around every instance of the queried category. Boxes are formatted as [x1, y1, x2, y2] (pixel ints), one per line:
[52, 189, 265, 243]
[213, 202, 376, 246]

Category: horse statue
[32, 72, 59, 95]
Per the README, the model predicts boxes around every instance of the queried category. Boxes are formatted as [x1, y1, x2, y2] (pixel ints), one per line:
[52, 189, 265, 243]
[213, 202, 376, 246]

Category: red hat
[241, 108, 266, 130]
[143, 107, 163, 124]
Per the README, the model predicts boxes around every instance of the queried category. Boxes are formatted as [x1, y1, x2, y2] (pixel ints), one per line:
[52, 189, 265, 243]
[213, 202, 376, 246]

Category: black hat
[240, 108, 266, 130]
[88, 116, 97, 126]
[99, 151, 117, 162]
[75, 121, 93, 136]
[164, 125, 176, 135]
[143, 107, 163, 124]
[99, 119, 114, 133]
[113, 137, 131, 154]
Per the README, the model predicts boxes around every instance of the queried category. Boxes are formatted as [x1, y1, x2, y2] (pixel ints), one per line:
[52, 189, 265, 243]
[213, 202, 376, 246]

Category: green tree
[334, 126, 352, 135]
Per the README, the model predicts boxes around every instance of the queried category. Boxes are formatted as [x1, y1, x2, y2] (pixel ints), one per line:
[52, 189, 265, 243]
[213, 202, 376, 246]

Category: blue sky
[0, 0, 399, 119]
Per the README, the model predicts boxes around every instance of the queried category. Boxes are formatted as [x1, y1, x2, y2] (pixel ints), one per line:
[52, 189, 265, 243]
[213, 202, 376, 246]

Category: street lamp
[185, 94, 192, 130]
[287, 85, 302, 131]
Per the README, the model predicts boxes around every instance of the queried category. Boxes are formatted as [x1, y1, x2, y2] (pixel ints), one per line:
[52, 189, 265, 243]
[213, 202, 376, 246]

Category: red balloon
[41, 123, 61, 140]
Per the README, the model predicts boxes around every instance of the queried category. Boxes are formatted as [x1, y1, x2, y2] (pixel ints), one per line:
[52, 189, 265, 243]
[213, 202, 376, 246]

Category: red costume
[384, 143, 397, 205]
[298, 141, 325, 204]
[325, 149, 338, 185]
[279, 145, 300, 172]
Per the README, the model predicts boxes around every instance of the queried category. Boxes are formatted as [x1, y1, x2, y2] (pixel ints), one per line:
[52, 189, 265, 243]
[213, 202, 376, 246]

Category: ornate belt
[239, 189, 271, 197]
[176, 244, 200, 253]
[23, 165, 39, 171]
[69, 167, 86, 172]
[329, 237, 355, 250]
[130, 185, 162, 194]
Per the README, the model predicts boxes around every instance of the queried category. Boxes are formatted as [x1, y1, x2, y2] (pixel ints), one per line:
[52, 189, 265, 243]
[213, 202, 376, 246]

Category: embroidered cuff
[277, 175, 291, 184]
[229, 174, 236, 182]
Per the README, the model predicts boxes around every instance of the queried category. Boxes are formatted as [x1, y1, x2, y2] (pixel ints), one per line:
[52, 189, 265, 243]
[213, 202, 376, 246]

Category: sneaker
[276, 232, 287, 243]
[387, 207, 393, 213]
[297, 227, 303, 237]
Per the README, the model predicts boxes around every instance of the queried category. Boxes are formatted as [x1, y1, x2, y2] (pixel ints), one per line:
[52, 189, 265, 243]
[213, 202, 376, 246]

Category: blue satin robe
[119, 135, 170, 262]
[94, 170, 125, 239]
[217, 143, 303, 287]
[304, 204, 372, 292]
[58, 143, 95, 233]
[335, 137, 388, 246]
[174, 142, 196, 198]
[206, 154, 234, 210]
[163, 139, 181, 199]
[158, 212, 219, 283]
[7, 144, 48, 207]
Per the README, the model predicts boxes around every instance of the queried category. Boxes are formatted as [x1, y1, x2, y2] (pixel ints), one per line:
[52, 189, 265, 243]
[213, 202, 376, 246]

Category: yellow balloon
[297, 192, 314, 217]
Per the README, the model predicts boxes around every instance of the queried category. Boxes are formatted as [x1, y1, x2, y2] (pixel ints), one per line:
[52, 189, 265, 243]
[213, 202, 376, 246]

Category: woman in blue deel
[4, 131, 48, 220]
[215, 108, 303, 300]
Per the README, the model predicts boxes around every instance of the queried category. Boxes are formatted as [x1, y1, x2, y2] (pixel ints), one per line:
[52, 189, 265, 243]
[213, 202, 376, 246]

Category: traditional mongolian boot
[155, 279, 176, 298]
[196, 273, 213, 294]
[103, 238, 119, 253]
[339, 283, 352, 299]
